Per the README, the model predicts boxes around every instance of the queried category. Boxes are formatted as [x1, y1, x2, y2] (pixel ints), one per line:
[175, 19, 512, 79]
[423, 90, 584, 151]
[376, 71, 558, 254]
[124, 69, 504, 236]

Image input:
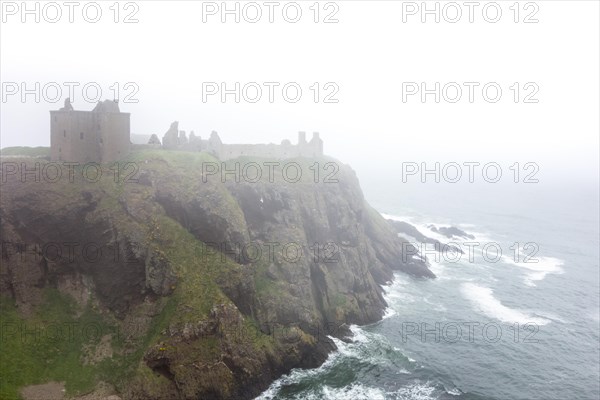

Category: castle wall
[50, 109, 130, 163]
[51, 111, 100, 163]
[98, 112, 130, 163]
[209, 133, 323, 160]
[157, 120, 323, 160]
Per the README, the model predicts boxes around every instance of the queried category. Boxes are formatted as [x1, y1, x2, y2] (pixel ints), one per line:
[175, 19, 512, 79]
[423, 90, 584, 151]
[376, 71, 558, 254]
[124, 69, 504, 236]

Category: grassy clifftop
[0, 146, 50, 157]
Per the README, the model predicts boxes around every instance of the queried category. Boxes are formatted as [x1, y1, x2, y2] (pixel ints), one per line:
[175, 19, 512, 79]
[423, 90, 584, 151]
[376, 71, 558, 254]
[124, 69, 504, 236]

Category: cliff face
[0, 150, 433, 399]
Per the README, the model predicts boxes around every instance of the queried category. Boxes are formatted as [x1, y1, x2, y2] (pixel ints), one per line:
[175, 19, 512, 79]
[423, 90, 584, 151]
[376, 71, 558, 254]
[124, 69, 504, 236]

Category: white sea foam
[255, 338, 343, 399]
[381, 213, 416, 223]
[321, 383, 386, 400]
[427, 259, 446, 277]
[502, 255, 565, 286]
[384, 289, 418, 305]
[330, 336, 360, 359]
[257, 310, 425, 399]
[391, 381, 437, 400]
[423, 296, 447, 312]
[319, 381, 439, 400]
[534, 310, 568, 324]
[383, 306, 398, 320]
[330, 326, 391, 365]
[258, 323, 416, 399]
[379, 212, 490, 266]
[348, 325, 370, 343]
[460, 283, 551, 325]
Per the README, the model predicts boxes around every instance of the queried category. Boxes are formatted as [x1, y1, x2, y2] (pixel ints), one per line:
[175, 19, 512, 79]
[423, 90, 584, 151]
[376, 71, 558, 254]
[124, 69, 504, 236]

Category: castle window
[97, 124, 100, 130]
[99, 138, 103, 144]
[63, 130, 66, 137]
[80, 132, 84, 139]
[54, 116, 57, 122]
[59, 147, 61, 152]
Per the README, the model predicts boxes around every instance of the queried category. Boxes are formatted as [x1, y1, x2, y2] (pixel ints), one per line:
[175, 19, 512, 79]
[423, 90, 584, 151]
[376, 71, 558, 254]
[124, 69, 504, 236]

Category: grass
[0, 290, 120, 399]
[0, 147, 50, 157]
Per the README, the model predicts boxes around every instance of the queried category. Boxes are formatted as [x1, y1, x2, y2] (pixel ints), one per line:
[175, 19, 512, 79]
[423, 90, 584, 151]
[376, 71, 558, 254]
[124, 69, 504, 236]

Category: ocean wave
[426, 259, 450, 279]
[329, 325, 391, 362]
[460, 282, 551, 325]
[380, 212, 502, 263]
[321, 383, 386, 400]
[533, 310, 568, 324]
[255, 338, 343, 399]
[383, 306, 398, 320]
[502, 255, 565, 286]
[390, 381, 438, 400]
[380, 211, 508, 246]
[299, 381, 439, 400]
[384, 289, 418, 305]
[423, 297, 447, 312]
[262, 380, 440, 400]
[321, 381, 439, 400]
[257, 324, 430, 399]
[381, 213, 417, 224]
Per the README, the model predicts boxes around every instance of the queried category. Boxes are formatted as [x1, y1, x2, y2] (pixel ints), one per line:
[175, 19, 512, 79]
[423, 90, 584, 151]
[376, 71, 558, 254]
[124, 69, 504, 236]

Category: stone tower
[50, 99, 130, 163]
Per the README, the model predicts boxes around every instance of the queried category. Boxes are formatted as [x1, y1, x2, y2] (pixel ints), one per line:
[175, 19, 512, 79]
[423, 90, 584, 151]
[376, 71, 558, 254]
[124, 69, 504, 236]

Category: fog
[1, 1, 598, 185]
[1, 3, 599, 399]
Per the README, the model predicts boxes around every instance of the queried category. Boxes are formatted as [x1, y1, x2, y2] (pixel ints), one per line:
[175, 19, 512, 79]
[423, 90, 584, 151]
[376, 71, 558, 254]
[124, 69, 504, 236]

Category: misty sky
[1, 1, 598, 184]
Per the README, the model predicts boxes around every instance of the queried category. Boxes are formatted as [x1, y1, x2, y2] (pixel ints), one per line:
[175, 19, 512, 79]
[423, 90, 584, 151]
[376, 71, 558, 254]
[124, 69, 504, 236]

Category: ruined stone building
[50, 99, 130, 163]
[50, 101, 324, 163]
[159, 121, 324, 160]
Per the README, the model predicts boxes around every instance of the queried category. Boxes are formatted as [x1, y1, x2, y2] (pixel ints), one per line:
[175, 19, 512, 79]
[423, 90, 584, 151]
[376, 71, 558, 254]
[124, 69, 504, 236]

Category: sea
[256, 177, 600, 400]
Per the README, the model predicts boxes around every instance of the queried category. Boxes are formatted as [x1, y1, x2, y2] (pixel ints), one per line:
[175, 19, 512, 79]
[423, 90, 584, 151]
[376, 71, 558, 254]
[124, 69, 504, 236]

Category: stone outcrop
[387, 219, 464, 255]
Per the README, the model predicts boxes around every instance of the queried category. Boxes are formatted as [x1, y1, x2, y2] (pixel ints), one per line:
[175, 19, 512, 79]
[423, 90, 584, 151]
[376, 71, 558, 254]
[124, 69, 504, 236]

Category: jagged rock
[428, 224, 475, 239]
[387, 219, 463, 255]
[145, 249, 176, 296]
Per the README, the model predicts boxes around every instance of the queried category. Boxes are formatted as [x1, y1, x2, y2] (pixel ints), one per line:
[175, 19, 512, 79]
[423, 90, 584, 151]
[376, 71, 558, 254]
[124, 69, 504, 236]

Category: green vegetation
[0, 290, 119, 399]
[0, 146, 50, 157]
[0, 289, 187, 399]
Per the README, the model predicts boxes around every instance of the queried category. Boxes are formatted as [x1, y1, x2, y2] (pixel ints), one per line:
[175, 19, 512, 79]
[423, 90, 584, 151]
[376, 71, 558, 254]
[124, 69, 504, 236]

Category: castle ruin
[158, 121, 324, 160]
[51, 100, 324, 162]
[50, 99, 130, 163]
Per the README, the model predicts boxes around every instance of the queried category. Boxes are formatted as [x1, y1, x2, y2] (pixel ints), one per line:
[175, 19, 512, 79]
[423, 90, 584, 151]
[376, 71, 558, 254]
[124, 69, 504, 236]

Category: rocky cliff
[0, 150, 433, 399]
